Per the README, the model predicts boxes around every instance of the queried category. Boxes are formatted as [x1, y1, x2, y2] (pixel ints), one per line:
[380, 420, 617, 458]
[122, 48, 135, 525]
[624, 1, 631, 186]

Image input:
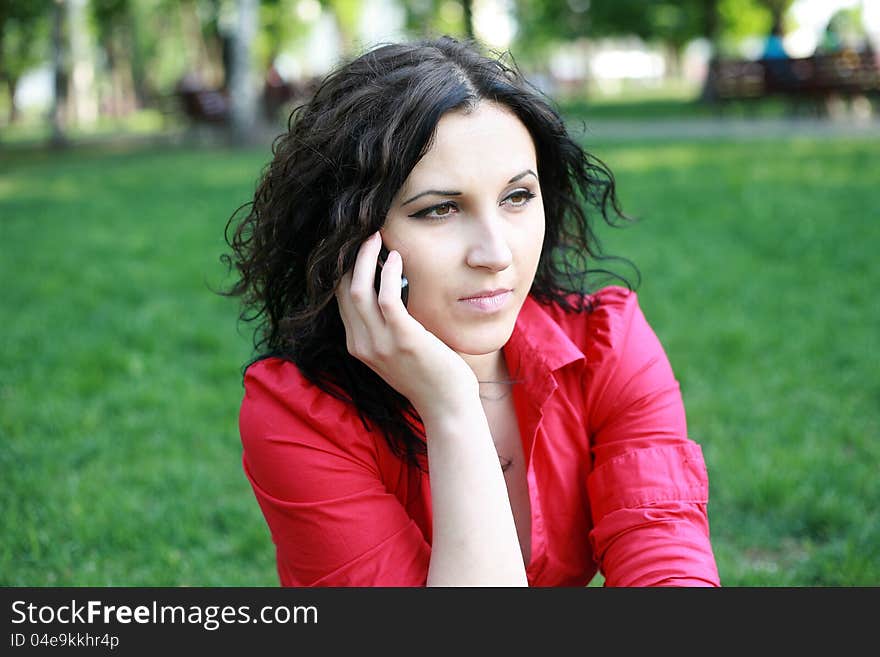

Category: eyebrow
[400, 169, 538, 207]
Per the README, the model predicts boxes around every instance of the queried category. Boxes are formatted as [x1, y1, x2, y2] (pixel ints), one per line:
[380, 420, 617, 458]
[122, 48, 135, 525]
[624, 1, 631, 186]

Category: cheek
[398, 244, 446, 281]
[523, 206, 546, 262]
[404, 279, 449, 336]
[397, 245, 450, 309]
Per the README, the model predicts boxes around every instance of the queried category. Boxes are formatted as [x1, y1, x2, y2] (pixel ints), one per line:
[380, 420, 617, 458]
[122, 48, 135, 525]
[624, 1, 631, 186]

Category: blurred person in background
[223, 35, 721, 587]
[762, 16, 790, 60]
[813, 10, 877, 119]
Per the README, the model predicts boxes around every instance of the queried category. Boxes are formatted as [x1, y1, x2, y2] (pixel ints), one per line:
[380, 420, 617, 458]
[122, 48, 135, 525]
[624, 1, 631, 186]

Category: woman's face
[381, 101, 545, 364]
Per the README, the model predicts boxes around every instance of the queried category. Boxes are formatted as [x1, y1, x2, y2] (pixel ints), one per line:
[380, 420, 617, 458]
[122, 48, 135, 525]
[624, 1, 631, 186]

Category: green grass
[559, 94, 788, 121]
[0, 109, 177, 147]
[1, 143, 276, 585]
[555, 81, 806, 121]
[553, 80, 880, 122]
[2, 129, 878, 586]
[586, 136, 880, 585]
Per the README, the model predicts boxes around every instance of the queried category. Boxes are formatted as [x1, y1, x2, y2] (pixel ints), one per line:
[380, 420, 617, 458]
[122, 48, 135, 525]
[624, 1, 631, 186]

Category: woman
[223, 35, 720, 587]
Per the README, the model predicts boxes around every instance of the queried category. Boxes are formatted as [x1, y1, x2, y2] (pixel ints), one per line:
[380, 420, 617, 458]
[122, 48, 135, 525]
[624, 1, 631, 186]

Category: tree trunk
[700, 0, 720, 51]
[178, 1, 220, 87]
[699, 0, 721, 102]
[68, 0, 97, 128]
[127, 11, 148, 108]
[229, 0, 258, 144]
[462, 0, 474, 39]
[7, 77, 19, 124]
[51, 0, 69, 148]
[105, 40, 119, 117]
[666, 44, 684, 81]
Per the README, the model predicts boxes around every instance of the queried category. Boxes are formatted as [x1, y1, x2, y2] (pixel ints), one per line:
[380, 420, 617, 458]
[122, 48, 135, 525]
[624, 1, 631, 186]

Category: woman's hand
[335, 231, 478, 418]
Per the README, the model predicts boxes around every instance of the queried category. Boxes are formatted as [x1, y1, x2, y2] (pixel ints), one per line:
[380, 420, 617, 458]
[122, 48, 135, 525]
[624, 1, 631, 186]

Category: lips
[458, 289, 514, 313]
[459, 288, 513, 300]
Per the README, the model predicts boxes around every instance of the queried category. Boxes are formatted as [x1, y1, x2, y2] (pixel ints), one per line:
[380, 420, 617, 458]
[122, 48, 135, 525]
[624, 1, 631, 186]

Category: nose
[464, 209, 513, 272]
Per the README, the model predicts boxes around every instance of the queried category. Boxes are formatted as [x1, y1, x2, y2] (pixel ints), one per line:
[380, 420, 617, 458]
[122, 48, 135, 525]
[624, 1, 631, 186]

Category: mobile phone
[375, 243, 409, 308]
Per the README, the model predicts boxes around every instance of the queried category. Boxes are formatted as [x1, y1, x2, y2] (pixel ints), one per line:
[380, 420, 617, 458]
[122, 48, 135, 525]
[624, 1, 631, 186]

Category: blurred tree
[511, 0, 591, 55]
[229, 0, 258, 142]
[0, 0, 51, 124]
[123, 0, 224, 99]
[66, 0, 98, 127]
[199, 0, 236, 89]
[326, 0, 362, 54]
[402, 0, 472, 42]
[716, 0, 768, 44]
[715, 0, 783, 56]
[695, 0, 720, 45]
[513, 0, 716, 60]
[512, 0, 793, 61]
[755, 0, 794, 29]
[462, 0, 473, 39]
[91, 0, 141, 115]
[169, 0, 227, 89]
[258, 0, 304, 69]
[646, 2, 710, 75]
[50, 0, 69, 147]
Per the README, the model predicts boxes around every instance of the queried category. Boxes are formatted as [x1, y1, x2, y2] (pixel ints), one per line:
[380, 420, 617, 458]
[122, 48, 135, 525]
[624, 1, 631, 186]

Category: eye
[408, 201, 458, 221]
[502, 188, 537, 208]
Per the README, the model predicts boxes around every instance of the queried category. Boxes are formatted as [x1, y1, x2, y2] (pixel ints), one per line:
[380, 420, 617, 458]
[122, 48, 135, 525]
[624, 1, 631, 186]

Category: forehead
[403, 102, 537, 186]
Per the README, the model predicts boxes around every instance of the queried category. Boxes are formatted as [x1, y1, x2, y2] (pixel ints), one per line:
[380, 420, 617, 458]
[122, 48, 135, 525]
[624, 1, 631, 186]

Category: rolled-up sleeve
[240, 359, 431, 586]
[584, 289, 720, 587]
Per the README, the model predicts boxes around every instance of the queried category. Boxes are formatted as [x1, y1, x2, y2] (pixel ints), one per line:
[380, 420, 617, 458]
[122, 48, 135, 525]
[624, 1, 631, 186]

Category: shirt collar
[504, 294, 585, 377]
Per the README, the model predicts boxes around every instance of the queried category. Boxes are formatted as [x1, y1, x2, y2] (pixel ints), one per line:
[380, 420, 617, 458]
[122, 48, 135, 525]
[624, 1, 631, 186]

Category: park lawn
[554, 80, 809, 121]
[558, 93, 796, 121]
[1, 132, 878, 586]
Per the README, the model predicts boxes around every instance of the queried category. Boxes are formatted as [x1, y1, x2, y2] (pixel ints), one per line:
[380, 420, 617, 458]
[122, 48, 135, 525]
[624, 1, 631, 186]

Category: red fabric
[239, 285, 721, 587]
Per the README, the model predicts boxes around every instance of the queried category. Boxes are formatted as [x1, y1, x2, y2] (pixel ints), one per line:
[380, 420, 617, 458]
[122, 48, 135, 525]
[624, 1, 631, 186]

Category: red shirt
[239, 285, 721, 586]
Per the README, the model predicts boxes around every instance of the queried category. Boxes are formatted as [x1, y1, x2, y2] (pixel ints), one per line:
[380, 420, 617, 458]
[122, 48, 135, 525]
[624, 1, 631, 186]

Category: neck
[458, 349, 519, 403]
[460, 348, 509, 384]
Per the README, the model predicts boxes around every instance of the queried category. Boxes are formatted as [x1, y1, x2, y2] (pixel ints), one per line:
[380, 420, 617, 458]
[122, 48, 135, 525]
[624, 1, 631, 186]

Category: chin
[442, 321, 517, 356]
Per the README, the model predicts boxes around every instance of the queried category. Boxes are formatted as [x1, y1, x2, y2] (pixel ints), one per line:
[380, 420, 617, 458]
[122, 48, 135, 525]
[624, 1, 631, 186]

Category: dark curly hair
[222, 35, 638, 471]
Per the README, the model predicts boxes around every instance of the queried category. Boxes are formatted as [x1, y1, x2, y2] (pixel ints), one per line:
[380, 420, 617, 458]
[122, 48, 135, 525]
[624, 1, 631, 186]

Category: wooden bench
[162, 67, 329, 128]
[262, 75, 322, 122]
[176, 87, 230, 124]
[704, 50, 880, 112]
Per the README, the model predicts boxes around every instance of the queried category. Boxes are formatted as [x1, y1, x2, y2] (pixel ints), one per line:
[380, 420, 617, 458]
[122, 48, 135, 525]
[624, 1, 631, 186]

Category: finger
[349, 231, 385, 331]
[334, 271, 353, 321]
[335, 271, 368, 341]
[376, 249, 408, 325]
